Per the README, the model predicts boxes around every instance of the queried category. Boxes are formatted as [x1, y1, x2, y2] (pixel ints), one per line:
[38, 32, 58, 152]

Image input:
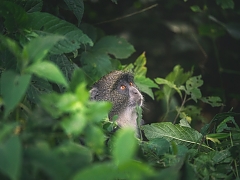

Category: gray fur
[90, 71, 143, 133]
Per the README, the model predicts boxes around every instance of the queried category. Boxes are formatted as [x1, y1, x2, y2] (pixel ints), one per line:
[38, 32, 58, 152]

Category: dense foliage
[0, 0, 240, 180]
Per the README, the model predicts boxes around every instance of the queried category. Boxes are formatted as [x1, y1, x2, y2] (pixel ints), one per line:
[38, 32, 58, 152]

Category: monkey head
[90, 71, 143, 129]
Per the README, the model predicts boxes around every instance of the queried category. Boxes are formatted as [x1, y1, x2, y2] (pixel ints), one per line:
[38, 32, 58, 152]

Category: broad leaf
[64, 0, 84, 26]
[0, 71, 31, 117]
[15, 0, 43, 12]
[25, 61, 68, 87]
[27, 12, 93, 54]
[141, 122, 212, 150]
[81, 51, 112, 78]
[0, 136, 22, 180]
[93, 36, 135, 59]
[50, 54, 78, 82]
[27, 76, 53, 103]
[0, 1, 28, 32]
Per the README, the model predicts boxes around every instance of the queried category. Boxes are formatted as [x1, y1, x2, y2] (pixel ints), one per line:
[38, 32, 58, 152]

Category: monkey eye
[120, 85, 126, 90]
[129, 82, 133, 86]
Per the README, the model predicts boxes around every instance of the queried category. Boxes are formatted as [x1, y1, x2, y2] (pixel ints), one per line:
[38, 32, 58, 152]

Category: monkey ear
[90, 87, 99, 100]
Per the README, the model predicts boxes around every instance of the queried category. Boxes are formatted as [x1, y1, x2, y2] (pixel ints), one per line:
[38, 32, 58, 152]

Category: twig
[95, 4, 158, 25]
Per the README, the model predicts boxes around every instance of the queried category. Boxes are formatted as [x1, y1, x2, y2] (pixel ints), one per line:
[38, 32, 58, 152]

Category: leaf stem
[173, 93, 187, 124]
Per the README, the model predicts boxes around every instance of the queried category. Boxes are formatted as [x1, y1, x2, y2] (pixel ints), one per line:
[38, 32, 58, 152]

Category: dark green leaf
[27, 12, 93, 54]
[0, 136, 22, 180]
[81, 51, 112, 78]
[216, 116, 239, 133]
[93, 36, 135, 59]
[27, 76, 53, 103]
[15, 0, 43, 12]
[216, 0, 234, 9]
[0, 1, 28, 32]
[198, 24, 225, 39]
[0, 71, 31, 118]
[64, 0, 84, 26]
[50, 54, 78, 82]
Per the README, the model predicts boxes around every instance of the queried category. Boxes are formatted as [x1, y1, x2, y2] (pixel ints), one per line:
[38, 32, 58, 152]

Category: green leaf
[198, 24, 225, 39]
[135, 76, 158, 99]
[26, 76, 53, 103]
[27, 12, 93, 54]
[55, 142, 92, 170]
[201, 96, 223, 107]
[25, 61, 68, 87]
[0, 71, 31, 118]
[142, 138, 170, 156]
[0, 35, 22, 60]
[155, 78, 182, 98]
[81, 51, 112, 78]
[50, 54, 78, 82]
[166, 65, 193, 86]
[190, 5, 202, 12]
[93, 36, 135, 59]
[23, 35, 64, 63]
[64, 0, 84, 26]
[69, 68, 86, 92]
[16, 0, 43, 12]
[141, 122, 212, 150]
[112, 128, 137, 166]
[0, 1, 28, 32]
[216, 0, 234, 9]
[25, 143, 69, 180]
[185, 75, 203, 102]
[85, 126, 105, 155]
[72, 163, 117, 180]
[61, 112, 87, 136]
[134, 52, 147, 76]
[0, 136, 22, 180]
[216, 116, 239, 133]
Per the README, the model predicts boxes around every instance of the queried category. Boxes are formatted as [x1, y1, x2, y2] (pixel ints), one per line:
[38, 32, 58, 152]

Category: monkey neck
[115, 108, 138, 131]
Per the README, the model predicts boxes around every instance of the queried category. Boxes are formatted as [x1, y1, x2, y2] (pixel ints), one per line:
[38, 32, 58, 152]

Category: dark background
[46, 0, 240, 125]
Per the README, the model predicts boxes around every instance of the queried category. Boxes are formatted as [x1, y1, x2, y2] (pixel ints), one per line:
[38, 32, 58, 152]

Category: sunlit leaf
[25, 61, 68, 87]
[112, 128, 137, 166]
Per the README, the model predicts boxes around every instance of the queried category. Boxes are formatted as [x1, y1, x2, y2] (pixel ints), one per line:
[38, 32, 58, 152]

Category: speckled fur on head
[90, 70, 143, 135]
[93, 70, 134, 91]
